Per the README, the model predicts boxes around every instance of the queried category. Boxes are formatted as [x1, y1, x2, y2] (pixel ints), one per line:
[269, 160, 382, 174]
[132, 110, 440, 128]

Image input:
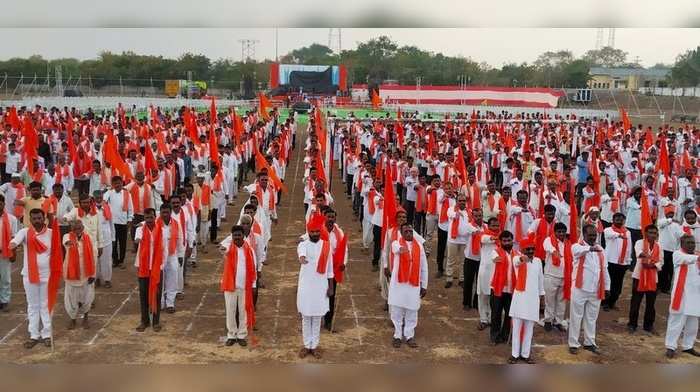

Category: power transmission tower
[595, 28, 604, 50]
[328, 28, 342, 53]
[607, 28, 616, 48]
[239, 39, 259, 63]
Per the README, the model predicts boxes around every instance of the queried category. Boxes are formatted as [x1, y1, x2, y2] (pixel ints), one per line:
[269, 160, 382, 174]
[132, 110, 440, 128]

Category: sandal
[43, 338, 52, 347]
[507, 356, 519, 364]
[23, 339, 39, 349]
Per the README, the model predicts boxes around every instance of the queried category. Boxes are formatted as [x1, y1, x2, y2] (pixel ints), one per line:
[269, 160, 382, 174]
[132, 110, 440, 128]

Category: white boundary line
[86, 286, 137, 345]
[0, 318, 26, 345]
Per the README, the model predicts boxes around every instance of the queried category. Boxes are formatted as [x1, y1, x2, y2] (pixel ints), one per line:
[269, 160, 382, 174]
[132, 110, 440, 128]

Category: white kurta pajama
[388, 239, 429, 340]
[221, 244, 257, 340]
[476, 234, 498, 323]
[568, 244, 611, 349]
[160, 221, 184, 308]
[11, 228, 54, 340]
[62, 233, 96, 320]
[542, 237, 568, 325]
[509, 256, 545, 359]
[664, 250, 700, 351]
[297, 239, 334, 350]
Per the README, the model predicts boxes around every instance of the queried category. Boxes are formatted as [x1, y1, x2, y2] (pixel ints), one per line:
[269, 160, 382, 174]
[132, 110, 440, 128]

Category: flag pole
[329, 281, 340, 333]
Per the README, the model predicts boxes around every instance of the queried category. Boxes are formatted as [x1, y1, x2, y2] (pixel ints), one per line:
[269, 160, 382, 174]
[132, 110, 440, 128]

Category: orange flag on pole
[255, 150, 287, 193]
[103, 132, 135, 182]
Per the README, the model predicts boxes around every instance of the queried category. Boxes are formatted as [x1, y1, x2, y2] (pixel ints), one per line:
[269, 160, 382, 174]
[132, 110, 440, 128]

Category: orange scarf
[137, 224, 154, 278]
[638, 240, 659, 292]
[471, 224, 488, 256]
[611, 225, 629, 264]
[12, 183, 25, 218]
[415, 184, 426, 212]
[427, 188, 438, 214]
[26, 227, 48, 284]
[515, 257, 529, 292]
[368, 188, 377, 214]
[549, 234, 574, 300]
[130, 183, 152, 214]
[491, 246, 518, 297]
[65, 232, 95, 280]
[148, 218, 179, 311]
[256, 184, 275, 212]
[439, 197, 450, 223]
[42, 195, 59, 216]
[212, 172, 223, 192]
[671, 251, 692, 311]
[220, 242, 256, 330]
[1, 212, 14, 258]
[397, 238, 420, 287]
[514, 205, 531, 244]
[315, 239, 331, 275]
[574, 243, 606, 300]
[533, 218, 554, 259]
[332, 225, 348, 284]
[450, 207, 464, 239]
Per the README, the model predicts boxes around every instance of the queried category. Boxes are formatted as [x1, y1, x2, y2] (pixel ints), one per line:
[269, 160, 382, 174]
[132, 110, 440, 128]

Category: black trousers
[659, 250, 674, 293]
[414, 211, 426, 238]
[463, 258, 480, 307]
[604, 263, 628, 308]
[138, 273, 162, 326]
[491, 168, 503, 190]
[132, 214, 144, 241]
[404, 200, 416, 227]
[345, 174, 353, 197]
[210, 208, 219, 242]
[112, 224, 128, 266]
[601, 220, 612, 249]
[628, 278, 657, 331]
[437, 228, 447, 273]
[324, 279, 338, 328]
[372, 224, 382, 266]
[490, 292, 512, 343]
[628, 228, 642, 268]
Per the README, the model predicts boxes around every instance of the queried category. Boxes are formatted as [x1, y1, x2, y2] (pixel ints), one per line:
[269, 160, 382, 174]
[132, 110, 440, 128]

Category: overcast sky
[1, 28, 698, 67]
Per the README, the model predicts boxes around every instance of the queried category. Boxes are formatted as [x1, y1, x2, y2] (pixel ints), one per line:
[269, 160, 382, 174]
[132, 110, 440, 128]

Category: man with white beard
[296, 214, 334, 359]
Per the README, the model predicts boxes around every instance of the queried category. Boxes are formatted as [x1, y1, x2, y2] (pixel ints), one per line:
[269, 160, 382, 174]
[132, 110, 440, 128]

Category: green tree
[671, 46, 700, 86]
[582, 46, 628, 67]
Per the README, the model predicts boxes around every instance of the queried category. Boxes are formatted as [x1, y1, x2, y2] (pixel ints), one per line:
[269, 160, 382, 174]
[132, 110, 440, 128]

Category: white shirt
[220, 242, 258, 289]
[603, 226, 633, 265]
[133, 224, 164, 271]
[11, 227, 54, 282]
[571, 243, 611, 293]
[296, 239, 334, 316]
[5, 152, 20, 174]
[102, 189, 134, 225]
[657, 217, 682, 252]
[509, 256, 545, 321]
[542, 236, 567, 278]
[631, 240, 663, 280]
[388, 239, 429, 310]
[446, 208, 473, 245]
[625, 197, 641, 230]
[670, 250, 700, 316]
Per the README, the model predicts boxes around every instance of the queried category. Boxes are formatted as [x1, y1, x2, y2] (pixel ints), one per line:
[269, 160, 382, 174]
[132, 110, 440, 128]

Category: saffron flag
[103, 131, 135, 182]
[371, 90, 381, 110]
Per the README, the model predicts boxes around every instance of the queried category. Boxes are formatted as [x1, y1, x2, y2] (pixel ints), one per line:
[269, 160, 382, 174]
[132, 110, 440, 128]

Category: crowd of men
[333, 110, 700, 362]
[1, 102, 700, 363]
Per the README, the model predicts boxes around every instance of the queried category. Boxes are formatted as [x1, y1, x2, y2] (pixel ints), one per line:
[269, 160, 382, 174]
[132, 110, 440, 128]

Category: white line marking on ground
[0, 318, 26, 344]
[87, 286, 137, 345]
[349, 295, 363, 345]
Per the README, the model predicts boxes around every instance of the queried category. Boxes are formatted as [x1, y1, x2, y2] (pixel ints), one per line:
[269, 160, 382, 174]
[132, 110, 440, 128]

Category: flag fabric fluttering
[381, 166, 398, 248]
[371, 90, 381, 110]
[103, 131, 135, 182]
[258, 93, 272, 121]
[22, 116, 40, 175]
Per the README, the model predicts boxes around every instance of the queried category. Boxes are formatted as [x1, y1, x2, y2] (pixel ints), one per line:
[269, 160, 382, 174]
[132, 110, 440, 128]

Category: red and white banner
[352, 84, 565, 108]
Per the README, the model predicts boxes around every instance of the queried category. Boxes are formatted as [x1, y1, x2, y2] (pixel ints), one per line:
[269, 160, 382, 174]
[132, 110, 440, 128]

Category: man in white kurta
[170, 194, 195, 298]
[296, 216, 334, 359]
[476, 217, 501, 329]
[220, 225, 257, 346]
[10, 209, 55, 348]
[541, 222, 570, 331]
[62, 220, 96, 329]
[568, 224, 611, 355]
[664, 234, 700, 358]
[509, 237, 545, 363]
[386, 223, 428, 348]
[158, 204, 184, 312]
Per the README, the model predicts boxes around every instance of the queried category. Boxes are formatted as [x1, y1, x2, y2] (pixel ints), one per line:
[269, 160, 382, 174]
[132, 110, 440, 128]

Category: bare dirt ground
[1, 121, 699, 364]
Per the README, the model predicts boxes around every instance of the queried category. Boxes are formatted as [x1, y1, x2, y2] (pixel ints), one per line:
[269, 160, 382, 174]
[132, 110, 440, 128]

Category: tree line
[0, 37, 697, 91]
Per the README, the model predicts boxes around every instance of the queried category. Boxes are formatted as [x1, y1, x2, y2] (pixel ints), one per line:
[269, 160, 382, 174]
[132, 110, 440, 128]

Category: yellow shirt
[21, 196, 47, 225]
